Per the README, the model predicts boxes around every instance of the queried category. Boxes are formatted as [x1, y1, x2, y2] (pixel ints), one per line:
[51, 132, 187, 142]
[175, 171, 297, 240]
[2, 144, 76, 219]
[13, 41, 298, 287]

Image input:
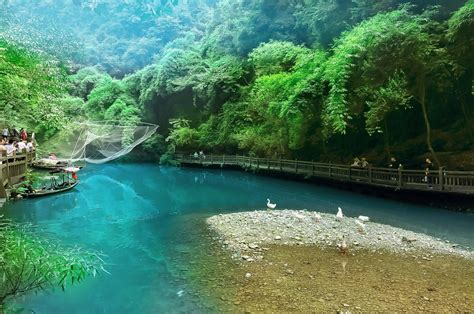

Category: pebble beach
[204, 209, 474, 312]
[207, 209, 474, 260]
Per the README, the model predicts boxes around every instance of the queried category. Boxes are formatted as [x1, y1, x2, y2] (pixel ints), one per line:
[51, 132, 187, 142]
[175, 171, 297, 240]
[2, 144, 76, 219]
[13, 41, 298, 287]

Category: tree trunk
[458, 71, 473, 138]
[419, 82, 441, 168]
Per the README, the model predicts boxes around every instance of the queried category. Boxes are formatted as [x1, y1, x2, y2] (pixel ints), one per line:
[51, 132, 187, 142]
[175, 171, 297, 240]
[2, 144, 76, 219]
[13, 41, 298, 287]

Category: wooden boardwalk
[0, 151, 36, 198]
[176, 154, 474, 195]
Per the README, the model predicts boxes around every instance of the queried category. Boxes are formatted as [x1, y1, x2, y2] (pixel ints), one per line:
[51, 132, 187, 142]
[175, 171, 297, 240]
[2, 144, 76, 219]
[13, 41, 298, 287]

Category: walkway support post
[5, 156, 10, 185]
[0, 161, 6, 198]
[439, 167, 444, 191]
[0, 183, 6, 198]
[398, 165, 403, 189]
[369, 165, 373, 183]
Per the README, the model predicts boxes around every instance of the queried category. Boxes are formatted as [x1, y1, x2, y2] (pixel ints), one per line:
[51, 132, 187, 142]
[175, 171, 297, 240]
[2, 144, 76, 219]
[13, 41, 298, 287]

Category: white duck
[337, 235, 348, 255]
[358, 215, 370, 223]
[336, 207, 344, 221]
[355, 220, 366, 234]
[314, 213, 322, 222]
[267, 199, 276, 210]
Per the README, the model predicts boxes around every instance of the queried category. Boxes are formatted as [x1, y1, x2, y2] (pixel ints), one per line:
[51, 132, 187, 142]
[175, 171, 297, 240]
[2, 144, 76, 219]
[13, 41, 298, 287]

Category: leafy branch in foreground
[0, 219, 106, 307]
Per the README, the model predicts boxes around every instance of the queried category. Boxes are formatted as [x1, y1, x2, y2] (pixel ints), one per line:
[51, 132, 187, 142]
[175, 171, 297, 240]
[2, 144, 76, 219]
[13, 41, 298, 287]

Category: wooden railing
[176, 154, 474, 195]
[0, 150, 36, 198]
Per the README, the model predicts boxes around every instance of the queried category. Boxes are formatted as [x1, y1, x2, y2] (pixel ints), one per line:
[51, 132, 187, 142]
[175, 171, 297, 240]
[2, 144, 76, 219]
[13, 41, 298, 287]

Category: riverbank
[226, 245, 474, 312]
[205, 210, 474, 311]
[207, 210, 473, 260]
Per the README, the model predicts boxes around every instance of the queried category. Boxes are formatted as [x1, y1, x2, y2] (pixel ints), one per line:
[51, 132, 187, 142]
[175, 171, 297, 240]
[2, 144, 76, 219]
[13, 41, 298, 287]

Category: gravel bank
[207, 210, 473, 260]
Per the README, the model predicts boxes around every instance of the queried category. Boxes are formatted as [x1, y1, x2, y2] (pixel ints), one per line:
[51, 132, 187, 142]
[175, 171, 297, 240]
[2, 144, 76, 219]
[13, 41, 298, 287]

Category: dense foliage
[0, 40, 70, 139]
[115, 1, 470, 168]
[1, 0, 473, 168]
[0, 219, 104, 308]
[0, 0, 215, 76]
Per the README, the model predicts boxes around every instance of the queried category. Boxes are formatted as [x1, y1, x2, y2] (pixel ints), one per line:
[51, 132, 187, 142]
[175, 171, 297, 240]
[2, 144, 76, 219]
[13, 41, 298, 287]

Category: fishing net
[46, 121, 158, 164]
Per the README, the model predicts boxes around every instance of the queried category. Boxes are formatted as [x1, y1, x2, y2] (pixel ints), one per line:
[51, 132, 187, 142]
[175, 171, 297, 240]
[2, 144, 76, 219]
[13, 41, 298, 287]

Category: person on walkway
[199, 150, 206, 160]
[17, 140, 27, 153]
[423, 158, 433, 184]
[193, 152, 198, 159]
[11, 126, 19, 139]
[389, 157, 397, 180]
[351, 157, 361, 167]
[389, 157, 397, 169]
[5, 139, 16, 157]
[2, 127, 9, 140]
[0, 139, 6, 160]
[20, 128, 28, 141]
[361, 158, 369, 168]
[26, 141, 34, 152]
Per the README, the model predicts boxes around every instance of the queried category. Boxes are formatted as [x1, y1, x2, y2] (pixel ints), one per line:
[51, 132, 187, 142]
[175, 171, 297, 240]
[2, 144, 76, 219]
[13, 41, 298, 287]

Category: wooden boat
[19, 166, 81, 199]
[22, 181, 79, 198]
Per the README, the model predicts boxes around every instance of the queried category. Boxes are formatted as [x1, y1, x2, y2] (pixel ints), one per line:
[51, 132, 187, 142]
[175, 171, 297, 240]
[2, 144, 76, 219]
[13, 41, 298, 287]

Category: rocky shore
[207, 210, 473, 260]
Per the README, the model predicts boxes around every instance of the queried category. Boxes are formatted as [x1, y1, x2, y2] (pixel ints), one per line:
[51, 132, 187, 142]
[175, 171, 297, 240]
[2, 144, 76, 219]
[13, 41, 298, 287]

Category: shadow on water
[1, 163, 473, 312]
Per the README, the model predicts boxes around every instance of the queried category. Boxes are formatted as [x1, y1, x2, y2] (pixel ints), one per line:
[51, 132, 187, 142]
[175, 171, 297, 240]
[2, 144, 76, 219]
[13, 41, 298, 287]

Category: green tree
[0, 219, 104, 308]
[68, 66, 111, 100]
[248, 41, 311, 76]
[446, 0, 474, 126]
[0, 40, 68, 140]
[86, 78, 127, 118]
[323, 7, 449, 166]
[363, 71, 412, 157]
[165, 118, 199, 150]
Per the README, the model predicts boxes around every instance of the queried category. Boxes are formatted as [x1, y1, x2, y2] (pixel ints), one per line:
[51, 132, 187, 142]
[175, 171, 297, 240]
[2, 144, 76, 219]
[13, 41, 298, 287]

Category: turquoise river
[1, 163, 473, 313]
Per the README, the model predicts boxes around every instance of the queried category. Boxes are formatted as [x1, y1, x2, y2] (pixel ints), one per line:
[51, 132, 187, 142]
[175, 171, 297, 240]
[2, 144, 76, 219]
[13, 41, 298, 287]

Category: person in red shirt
[20, 128, 28, 141]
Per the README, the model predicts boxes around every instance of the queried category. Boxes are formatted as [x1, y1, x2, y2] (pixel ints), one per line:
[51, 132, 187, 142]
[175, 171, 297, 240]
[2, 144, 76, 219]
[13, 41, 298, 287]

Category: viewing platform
[176, 154, 474, 196]
[0, 151, 36, 199]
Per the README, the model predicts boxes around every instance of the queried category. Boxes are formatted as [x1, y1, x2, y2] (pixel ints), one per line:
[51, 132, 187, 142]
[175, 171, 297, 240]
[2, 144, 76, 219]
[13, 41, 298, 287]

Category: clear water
[2, 163, 473, 313]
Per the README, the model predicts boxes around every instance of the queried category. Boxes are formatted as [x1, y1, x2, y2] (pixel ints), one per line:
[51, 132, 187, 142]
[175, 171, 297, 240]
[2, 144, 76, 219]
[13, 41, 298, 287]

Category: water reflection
[1, 163, 473, 312]
[339, 257, 348, 274]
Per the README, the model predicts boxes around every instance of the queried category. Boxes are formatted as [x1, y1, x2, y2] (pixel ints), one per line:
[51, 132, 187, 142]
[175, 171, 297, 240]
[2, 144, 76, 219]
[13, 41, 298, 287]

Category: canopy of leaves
[2, 0, 473, 167]
[0, 0, 215, 76]
[321, 6, 441, 138]
[0, 40, 69, 138]
[249, 41, 311, 76]
[447, 0, 474, 69]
